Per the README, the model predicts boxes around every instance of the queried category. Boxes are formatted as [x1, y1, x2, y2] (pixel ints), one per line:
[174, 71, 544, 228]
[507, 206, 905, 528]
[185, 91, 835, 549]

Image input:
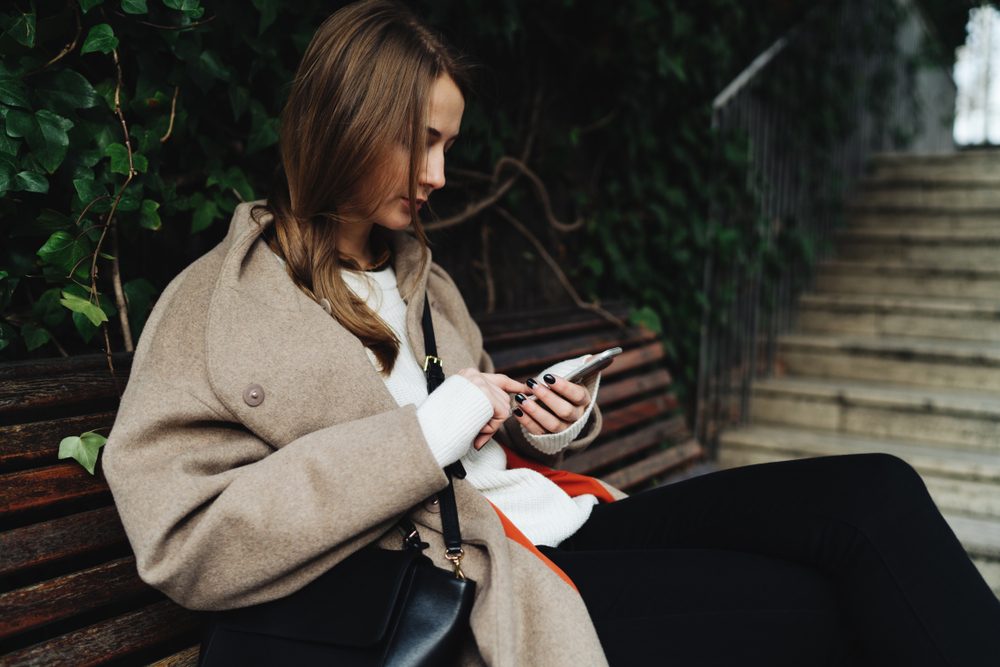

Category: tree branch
[494, 206, 626, 329]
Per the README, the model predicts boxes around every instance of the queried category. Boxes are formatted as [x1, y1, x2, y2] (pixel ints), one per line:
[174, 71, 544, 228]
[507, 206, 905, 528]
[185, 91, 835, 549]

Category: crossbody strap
[395, 291, 468, 579]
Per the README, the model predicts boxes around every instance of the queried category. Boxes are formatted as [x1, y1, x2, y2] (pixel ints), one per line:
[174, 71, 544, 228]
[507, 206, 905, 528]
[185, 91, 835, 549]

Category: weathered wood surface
[0, 298, 702, 665]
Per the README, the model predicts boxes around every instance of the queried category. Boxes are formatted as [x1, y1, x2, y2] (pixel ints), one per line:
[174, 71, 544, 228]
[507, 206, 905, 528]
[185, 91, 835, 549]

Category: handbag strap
[394, 291, 468, 579]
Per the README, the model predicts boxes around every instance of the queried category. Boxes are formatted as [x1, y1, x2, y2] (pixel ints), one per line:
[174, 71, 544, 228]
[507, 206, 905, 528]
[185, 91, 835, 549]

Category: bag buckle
[445, 547, 466, 580]
[423, 354, 443, 372]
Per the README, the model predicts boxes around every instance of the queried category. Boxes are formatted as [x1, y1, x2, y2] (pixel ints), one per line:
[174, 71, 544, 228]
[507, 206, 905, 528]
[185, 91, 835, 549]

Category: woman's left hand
[512, 359, 592, 436]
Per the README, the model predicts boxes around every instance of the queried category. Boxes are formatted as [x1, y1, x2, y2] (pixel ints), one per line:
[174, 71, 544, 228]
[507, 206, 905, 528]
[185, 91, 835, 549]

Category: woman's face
[372, 74, 464, 230]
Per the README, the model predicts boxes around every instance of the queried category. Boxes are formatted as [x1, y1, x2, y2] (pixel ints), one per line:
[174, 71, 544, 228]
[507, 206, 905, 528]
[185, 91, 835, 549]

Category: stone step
[750, 376, 1000, 451]
[846, 209, 1000, 233]
[796, 293, 1000, 342]
[778, 333, 1000, 392]
[867, 151, 1000, 184]
[853, 184, 1000, 211]
[814, 260, 1000, 300]
[718, 423, 1000, 485]
[834, 229, 1000, 269]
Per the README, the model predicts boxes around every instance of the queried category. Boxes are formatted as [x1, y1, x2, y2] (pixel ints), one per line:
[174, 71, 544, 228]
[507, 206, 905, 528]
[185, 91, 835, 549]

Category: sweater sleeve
[416, 374, 495, 467]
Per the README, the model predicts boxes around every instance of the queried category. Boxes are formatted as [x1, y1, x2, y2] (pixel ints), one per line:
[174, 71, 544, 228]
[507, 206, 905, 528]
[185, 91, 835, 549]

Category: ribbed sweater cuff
[417, 374, 494, 468]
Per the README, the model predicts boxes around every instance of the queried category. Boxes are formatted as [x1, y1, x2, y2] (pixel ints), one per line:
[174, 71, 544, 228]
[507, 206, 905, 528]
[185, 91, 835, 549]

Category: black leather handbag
[197, 292, 476, 667]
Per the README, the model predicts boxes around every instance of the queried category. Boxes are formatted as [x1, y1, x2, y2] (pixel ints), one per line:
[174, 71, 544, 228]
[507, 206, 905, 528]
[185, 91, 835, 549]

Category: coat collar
[204, 199, 435, 448]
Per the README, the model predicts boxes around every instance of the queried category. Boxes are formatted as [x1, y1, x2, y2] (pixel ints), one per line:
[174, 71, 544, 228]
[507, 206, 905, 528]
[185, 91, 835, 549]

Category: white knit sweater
[270, 250, 601, 547]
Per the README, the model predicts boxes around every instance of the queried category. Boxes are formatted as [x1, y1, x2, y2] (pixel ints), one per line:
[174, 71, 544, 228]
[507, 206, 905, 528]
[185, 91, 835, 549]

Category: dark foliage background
[0, 0, 955, 407]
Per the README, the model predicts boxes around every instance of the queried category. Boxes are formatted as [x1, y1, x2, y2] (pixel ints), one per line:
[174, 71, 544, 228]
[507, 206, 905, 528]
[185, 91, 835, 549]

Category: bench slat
[600, 394, 679, 437]
[564, 416, 690, 475]
[1, 599, 198, 667]
[597, 368, 673, 406]
[0, 557, 147, 640]
[479, 303, 631, 346]
[0, 412, 117, 473]
[603, 439, 705, 491]
[490, 328, 656, 377]
[601, 340, 668, 377]
[0, 465, 109, 519]
[0, 506, 127, 581]
[148, 645, 200, 667]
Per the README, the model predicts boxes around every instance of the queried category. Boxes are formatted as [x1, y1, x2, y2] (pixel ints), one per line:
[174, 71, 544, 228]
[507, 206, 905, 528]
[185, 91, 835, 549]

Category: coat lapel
[204, 200, 434, 449]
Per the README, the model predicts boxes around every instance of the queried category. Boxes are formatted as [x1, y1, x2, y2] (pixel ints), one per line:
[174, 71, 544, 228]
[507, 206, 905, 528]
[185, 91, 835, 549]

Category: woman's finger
[537, 373, 589, 407]
[514, 389, 566, 433]
[523, 381, 580, 423]
[513, 406, 548, 436]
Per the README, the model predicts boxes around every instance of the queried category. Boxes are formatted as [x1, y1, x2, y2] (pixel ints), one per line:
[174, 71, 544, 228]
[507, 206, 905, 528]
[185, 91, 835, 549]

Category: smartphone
[517, 347, 622, 415]
[561, 346, 622, 384]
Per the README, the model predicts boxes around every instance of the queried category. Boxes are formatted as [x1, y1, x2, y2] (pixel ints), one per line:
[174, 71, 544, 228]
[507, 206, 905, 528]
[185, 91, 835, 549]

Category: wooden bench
[0, 299, 704, 665]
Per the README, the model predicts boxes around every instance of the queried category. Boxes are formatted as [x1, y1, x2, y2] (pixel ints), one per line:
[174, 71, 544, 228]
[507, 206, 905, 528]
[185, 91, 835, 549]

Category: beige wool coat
[102, 199, 629, 667]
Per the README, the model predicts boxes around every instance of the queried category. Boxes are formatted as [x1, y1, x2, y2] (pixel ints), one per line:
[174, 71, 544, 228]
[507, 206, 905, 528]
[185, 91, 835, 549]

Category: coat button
[423, 496, 440, 513]
[243, 383, 265, 407]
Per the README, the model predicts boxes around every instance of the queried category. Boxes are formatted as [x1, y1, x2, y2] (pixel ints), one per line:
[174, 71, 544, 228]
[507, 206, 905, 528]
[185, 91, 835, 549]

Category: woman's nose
[421, 149, 446, 192]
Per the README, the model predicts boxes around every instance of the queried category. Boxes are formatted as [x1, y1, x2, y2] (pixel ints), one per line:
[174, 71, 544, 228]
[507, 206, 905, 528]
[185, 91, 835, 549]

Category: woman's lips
[401, 197, 425, 210]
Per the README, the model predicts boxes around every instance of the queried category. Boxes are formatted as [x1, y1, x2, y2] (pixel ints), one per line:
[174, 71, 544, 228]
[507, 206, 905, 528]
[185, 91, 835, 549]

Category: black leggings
[536, 453, 1000, 666]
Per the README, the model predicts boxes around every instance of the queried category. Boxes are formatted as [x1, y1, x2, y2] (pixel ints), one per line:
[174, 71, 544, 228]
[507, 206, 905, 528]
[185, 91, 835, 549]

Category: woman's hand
[513, 357, 593, 436]
[456, 368, 531, 450]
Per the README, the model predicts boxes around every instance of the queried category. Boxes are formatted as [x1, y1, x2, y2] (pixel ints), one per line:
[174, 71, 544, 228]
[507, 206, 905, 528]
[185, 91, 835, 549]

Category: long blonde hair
[251, 0, 474, 375]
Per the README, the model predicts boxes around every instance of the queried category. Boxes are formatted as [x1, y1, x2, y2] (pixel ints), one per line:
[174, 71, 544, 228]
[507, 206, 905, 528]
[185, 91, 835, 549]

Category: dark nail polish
[543, 374, 555, 385]
[526, 378, 537, 388]
[513, 407, 524, 417]
[514, 393, 526, 403]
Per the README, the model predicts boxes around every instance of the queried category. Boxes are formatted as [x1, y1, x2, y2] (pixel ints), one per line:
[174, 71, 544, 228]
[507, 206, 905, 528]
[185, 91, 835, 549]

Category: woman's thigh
[537, 545, 856, 667]
[564, 453, 1000, 666]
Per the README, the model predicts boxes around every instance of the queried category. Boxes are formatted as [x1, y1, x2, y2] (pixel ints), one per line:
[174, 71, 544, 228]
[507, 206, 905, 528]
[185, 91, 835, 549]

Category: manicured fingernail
[514, 393, 526, 403]
[513, 407, 524, 417]
[543, 374, 555, 385]
[526, 378, 537, 388]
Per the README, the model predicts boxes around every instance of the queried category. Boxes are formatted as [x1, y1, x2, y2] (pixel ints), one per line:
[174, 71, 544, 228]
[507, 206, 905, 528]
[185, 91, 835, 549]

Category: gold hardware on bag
[423, 355, 442, 372]
[445, 548, 466, 580]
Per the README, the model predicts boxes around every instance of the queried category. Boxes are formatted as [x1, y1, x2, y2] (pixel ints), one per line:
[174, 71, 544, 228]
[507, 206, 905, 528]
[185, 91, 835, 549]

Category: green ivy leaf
[123, 277, 157, 338]
[247, 100, 278, 154]
[121, 0, 148, 14]
[192, 196, 220, 233]
[139, 198, 161, 230]
[251, 0, 278, 35]
[58, 431, 107, 475]
[228, 85, 249, 121]
[59, 291, 108, 326]
[14, 171, 48, 193]
[4, 6, 36, 48]
[81, 24, 119, 55]
[0, 320, 16, 352]
[73, 177, 110, 208]
[198, 51, 232, 81]
[34, 70, 99, 111]
[105, 142, 131, 174]
[33, 287, 68, 328]
[0, 78, 30, 109]
[38, 230, 90, 279]
[79, 0, 106, 13]
[20, 321, 51, 351]
[163, 0, 203, 13]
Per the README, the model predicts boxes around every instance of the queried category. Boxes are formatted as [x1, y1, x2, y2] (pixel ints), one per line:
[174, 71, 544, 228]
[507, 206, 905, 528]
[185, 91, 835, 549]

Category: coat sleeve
[101, 367, 450, 612]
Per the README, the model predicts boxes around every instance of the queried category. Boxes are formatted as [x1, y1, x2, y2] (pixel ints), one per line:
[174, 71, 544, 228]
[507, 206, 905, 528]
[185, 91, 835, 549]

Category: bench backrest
[0, 299, 701, 665]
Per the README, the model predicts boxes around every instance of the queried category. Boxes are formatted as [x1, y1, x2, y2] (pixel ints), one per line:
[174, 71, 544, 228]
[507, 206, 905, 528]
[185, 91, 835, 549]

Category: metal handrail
[695, 0, 951, 454]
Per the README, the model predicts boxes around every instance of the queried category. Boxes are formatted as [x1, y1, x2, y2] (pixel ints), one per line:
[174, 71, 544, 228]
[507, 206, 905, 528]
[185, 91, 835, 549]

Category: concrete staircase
[717, 150, 1000, 596]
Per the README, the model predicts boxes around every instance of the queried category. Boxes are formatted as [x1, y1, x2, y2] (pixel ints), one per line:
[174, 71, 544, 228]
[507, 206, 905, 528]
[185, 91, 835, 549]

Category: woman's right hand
[456, 367, 530, 450]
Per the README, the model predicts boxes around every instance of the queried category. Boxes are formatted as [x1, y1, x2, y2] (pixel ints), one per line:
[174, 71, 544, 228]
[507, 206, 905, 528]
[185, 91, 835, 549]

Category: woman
[102, 1, 1000, 665]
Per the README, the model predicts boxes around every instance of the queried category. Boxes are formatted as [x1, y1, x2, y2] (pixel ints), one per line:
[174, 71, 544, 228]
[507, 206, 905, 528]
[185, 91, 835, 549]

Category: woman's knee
[840, 452, 931, 509]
